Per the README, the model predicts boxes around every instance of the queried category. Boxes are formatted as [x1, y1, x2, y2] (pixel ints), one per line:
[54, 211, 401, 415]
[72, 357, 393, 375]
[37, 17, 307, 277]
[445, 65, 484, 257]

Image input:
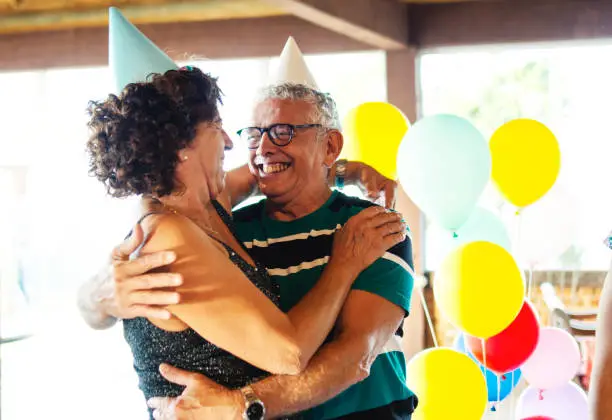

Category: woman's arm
[590, 255, 612, 420]
[143, 207, 405, 375]
[327, 161, 398, 208]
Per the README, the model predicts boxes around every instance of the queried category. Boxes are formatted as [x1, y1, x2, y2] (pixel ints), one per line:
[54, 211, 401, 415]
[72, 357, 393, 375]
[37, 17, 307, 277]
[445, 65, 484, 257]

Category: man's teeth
[262, 163, 290, 174]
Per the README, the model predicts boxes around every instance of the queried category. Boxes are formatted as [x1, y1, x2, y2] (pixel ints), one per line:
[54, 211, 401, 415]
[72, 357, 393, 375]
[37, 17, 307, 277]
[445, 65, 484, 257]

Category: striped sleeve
[351, 234, 415, 315]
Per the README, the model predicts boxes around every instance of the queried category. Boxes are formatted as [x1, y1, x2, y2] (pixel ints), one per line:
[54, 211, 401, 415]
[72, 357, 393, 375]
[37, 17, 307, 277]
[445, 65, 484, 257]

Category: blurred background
[1, 1, 611, 419]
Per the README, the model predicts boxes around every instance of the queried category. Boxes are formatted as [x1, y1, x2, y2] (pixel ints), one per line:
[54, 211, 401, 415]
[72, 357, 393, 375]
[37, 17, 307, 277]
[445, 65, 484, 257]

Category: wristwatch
[335, 158, 348, 190]
[240, 385, 266, 420]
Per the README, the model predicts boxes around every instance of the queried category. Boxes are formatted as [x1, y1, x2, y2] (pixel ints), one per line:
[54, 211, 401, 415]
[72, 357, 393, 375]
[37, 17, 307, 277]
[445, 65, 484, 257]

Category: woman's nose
[223, 130, 233, 151]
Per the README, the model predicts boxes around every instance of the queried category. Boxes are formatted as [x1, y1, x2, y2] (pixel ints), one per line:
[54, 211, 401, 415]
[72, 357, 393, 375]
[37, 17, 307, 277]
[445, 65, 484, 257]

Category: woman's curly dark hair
[86, 67, 222, 198]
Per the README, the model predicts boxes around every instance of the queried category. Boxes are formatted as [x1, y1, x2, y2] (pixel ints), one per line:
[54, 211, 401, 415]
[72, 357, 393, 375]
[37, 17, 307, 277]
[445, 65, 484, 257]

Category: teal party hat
[109, 7, 178, 93]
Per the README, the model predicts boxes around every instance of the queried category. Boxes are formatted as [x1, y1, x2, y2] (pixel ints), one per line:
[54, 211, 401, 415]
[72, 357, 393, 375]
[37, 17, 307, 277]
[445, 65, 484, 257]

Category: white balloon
[515, 381, 588, 420]
[515, 185, 578, 268]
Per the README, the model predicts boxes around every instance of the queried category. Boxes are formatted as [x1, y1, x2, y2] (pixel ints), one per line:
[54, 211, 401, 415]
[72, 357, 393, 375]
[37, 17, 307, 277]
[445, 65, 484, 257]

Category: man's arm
[152, 290, 405, 419]
[250, 290, 405, 417]
[77, 264, 119, 329]
[589, 256, 612, 420]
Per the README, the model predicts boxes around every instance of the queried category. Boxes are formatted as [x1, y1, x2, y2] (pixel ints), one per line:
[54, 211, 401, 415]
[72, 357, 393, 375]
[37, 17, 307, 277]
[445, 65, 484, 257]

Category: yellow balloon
[407, 348, 487, 420]
[434, 241, 525, 338]
[490, 119, 561, 208]
[341, 102, 409, 179]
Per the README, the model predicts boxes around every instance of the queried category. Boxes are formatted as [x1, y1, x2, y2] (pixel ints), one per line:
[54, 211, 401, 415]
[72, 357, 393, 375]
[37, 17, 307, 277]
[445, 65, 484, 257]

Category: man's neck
[265, 186, 333, 222]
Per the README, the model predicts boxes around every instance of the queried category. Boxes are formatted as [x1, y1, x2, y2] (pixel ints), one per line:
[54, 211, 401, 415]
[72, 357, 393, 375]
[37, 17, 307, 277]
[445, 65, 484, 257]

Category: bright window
[419, 43, 612, 271]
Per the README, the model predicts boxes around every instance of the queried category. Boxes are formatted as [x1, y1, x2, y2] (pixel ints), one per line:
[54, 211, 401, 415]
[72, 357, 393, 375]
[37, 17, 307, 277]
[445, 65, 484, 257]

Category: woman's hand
[355, 163, 398, 209]
[330, 161, 398, 208]
[331, 206, 406, 276]
[148, 364, 242, 420]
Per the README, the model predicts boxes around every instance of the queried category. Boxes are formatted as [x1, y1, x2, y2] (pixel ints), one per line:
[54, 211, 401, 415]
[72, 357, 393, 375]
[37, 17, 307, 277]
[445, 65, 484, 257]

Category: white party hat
[268, 36, 318, 90]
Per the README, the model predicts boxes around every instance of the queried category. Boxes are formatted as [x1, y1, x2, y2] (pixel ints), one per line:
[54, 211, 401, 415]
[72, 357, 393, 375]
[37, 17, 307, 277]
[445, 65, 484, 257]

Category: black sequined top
[122, 200, 281, 416]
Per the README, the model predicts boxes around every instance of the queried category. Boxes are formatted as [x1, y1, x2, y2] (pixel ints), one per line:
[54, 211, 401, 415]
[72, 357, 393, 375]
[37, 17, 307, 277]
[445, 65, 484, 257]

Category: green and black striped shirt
[233, 191, 417, 420]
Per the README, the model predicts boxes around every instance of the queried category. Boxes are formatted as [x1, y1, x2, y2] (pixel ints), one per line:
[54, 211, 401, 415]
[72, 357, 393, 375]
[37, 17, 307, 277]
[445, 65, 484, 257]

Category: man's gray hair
[256, 83, 341, 130]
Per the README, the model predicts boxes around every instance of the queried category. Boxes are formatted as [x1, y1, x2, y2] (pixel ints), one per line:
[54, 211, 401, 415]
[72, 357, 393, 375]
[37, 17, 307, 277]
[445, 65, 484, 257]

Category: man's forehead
[252, 98, 312, 124]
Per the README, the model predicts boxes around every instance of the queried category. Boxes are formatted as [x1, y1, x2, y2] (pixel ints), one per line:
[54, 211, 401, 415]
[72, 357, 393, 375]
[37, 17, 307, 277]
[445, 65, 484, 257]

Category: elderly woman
[589, 230, 612, 419]
[86, 67, 406, 418]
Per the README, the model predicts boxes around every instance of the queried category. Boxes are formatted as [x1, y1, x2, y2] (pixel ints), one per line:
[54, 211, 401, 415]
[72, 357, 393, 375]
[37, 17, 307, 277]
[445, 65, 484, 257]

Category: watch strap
[335, 159, 347, 190]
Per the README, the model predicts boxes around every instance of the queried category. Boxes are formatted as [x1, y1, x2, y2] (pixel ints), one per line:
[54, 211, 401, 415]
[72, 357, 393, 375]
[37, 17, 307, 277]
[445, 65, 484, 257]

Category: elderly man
[80, 83, 417, 420]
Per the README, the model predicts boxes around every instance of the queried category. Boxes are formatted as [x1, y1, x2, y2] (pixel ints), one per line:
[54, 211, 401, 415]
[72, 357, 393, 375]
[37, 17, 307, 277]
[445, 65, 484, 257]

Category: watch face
[246, 402, 265, 420]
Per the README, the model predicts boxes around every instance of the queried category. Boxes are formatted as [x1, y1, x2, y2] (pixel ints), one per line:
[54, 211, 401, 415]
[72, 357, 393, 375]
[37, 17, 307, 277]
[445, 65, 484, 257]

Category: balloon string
[514, 208, 530, 300]
[481, 339, 488, 393]
[497, 373, 502, 417]
[481, 338, 487, 370]
[514, 210, 535, 300]
[527, 266, 534, 300]
[418, 285, 438, 347]
[514, 208, 523, 264]
[510, 370, 516, 420]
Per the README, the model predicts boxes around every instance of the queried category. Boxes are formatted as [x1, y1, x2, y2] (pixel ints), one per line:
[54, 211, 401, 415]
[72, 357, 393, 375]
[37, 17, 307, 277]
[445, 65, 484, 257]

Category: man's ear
[324, 130, 344, 167]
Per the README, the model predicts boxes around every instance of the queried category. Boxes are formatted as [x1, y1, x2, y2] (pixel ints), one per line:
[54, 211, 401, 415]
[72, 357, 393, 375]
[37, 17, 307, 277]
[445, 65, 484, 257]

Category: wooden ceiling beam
[262, 0, 410, 50]
[0, 0, 287, 34]
[0, 15, 376, 71]
[410, 0, 612, 48]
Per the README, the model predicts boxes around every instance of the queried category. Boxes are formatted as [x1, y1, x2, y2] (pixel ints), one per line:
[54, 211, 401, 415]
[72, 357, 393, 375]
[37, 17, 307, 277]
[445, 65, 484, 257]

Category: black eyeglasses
[237, 123, 323, 149]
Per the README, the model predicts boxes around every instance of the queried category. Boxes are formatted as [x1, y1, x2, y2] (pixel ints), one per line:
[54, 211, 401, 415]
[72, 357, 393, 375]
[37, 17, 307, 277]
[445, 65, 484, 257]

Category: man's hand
[356, 163, 398, 209]
[331, 206, 406, 274]
[105, 223, 183, 320]
[148, 364, 242, 420]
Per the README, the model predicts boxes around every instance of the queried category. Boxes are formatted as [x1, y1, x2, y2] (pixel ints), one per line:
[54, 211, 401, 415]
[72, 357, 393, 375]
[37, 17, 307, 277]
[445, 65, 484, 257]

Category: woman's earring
[181, 154, 189, 161]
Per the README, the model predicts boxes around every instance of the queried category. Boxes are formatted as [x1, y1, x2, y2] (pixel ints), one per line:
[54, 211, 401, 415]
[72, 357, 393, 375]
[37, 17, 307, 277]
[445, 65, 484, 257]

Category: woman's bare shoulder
[139, 212, 217, 254]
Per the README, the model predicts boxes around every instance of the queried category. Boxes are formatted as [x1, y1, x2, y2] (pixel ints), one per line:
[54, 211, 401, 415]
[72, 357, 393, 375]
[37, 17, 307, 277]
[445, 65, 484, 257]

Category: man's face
[248, 98, 335, 204]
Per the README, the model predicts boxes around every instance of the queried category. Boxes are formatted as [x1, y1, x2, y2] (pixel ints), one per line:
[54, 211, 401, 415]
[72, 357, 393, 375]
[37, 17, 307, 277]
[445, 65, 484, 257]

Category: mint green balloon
[397, 114, 491, 230]
[453, 207, 512, 252]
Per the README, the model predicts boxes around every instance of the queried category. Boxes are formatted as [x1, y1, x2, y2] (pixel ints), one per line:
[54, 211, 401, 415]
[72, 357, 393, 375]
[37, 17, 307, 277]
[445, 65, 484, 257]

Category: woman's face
[181, 117, 233, 200]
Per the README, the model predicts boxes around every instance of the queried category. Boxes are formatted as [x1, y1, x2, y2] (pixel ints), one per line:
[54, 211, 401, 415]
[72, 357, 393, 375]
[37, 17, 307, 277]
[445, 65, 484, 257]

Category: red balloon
[466, 299, 539, 374]
[521, 417, 554, 420]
